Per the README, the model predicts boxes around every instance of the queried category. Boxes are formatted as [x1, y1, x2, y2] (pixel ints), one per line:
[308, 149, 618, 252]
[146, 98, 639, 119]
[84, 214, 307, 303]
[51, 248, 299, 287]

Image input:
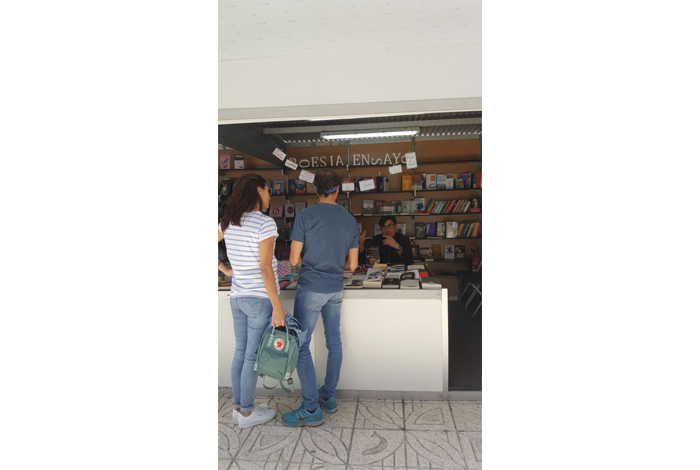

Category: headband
[315, 185, 338, 194]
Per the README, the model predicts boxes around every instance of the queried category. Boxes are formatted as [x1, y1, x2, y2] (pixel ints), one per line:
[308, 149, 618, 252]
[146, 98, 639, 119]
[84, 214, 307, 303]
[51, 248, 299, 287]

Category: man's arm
[289, 241, 303, 266]
[345, 248, 359, 271]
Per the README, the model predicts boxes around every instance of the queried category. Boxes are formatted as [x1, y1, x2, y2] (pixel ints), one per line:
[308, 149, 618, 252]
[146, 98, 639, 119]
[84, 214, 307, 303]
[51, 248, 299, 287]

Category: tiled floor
[218, 394, 482, 470]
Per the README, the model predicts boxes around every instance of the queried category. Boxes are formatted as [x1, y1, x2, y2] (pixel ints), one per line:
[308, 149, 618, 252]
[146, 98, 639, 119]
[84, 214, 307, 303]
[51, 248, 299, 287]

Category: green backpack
[253, 315, 301, 393]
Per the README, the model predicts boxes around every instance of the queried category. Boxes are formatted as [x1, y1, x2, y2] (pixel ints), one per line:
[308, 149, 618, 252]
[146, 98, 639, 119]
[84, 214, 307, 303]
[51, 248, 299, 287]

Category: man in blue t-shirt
[281, 169, 359, 427]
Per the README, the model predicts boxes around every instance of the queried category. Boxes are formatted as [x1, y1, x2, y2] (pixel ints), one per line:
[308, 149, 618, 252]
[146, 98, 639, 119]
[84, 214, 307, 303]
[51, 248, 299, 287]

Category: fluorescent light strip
[321, 129, 420, 140]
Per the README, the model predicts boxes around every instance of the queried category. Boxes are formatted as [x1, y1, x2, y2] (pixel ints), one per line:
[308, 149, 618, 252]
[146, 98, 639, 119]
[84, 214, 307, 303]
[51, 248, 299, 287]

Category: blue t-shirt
[291, 203, 359, 293]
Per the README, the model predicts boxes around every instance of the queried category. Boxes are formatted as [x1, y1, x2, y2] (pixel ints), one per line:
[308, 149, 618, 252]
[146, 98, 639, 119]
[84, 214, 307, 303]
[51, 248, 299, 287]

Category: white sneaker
[232, 403, 269, 425]
[237, 405, 276, 429]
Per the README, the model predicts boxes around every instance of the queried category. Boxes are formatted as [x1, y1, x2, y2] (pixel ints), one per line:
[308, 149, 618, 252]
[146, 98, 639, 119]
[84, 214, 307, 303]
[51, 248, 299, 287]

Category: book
[381, 276, 401, 289]
[233, 154, 244, 169]
[401, 200, 412, 215]
[446, 177, 454, 190]
[402, 175, 412, 191]
[343, 271, 355, 286]
[420, 246, 434, 262]
[220, 180, 231, 197]
[431, 244, 443, 261]
[471, 173, 478, 189]
[436, 222, 446, 238]
[374, 200, 384, 215]
[391, 200, 401, 214]
[444, 244, 455, 260]
[436, 174, 446, 190]
[278, 228, 288, 241]
[306, 182, 315, 194]
[284, 204, 295, 218]
[468, 198, 481, 213]
[415, 198, 427, 213]
[455, 178, 464, 189]
[338, 198, 349, 211]
[295, 202, 306, 214]
[366, 245, 380, 267]
[357, 222, 362, 234]
[272, 180, 285, 195]
[269, 204, 283, 219]
[415, 222, 426, 239]
[426, 174, 437, 190]
[412, 173, 423, 190]
[381, 176, 390, 192]
[476, 172, 482, 188]
[455, 245, 466, 260]
[446, 221, 459, 238]
[363, 268, 385, 288]
[411, 245, 421, 261]
[460, 172, 471, 188]
[407, 264, 426, 270]
[294, 179, 307, 194]
[421, 277, 442, 289]
[363, 200, 374, 215]
[279, 248, 290, 260]
[400, 271, 421, 289]
[426, 223, 437, 238]
[219, 154, 231, 170]
[346, 274, 367, 289]
[288, 180, 297, 194]
[396, 223, 407, 235]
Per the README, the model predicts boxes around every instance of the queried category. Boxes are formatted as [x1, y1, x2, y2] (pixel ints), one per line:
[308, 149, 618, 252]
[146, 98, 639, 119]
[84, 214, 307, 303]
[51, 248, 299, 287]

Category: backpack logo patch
[274, 338, 284, 350]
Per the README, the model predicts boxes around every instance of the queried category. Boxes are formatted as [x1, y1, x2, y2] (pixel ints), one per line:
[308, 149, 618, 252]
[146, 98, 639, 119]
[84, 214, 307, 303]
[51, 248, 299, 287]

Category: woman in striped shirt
[218, 173, 285, 429]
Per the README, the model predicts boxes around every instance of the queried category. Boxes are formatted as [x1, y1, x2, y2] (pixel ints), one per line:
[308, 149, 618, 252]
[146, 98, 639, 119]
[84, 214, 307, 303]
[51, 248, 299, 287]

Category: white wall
[219, 43, 481, 123]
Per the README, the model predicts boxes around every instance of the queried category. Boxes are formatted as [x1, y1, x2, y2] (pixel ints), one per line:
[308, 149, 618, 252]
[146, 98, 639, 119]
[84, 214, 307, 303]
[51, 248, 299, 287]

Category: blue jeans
[294, 285, 344, 410]
[230, 296, 271, 412]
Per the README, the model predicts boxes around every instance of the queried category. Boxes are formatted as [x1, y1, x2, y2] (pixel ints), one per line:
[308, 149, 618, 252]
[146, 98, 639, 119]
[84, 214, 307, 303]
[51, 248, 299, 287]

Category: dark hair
[378, 215, 397, 227]
[221, 173, 267, 228]
[314, 168, 342, 196]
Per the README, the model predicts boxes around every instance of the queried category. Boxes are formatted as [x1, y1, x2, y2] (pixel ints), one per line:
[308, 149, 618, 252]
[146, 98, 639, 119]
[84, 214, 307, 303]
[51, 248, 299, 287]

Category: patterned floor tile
[405, 431, 467, 469]
[404, 401, 456, 431]
[218, 459, 232, 470]
[236, 425, 302, 465]
[450, 402, 482, 432]
[322, 399, 358, 428]
[354, 400, 404, 430]
[262, 396, 302, 427]
[286, 427, 353, 468]
[347, 429, 406, 467]
[219, 423, 253, 460]
[457, 432, 482, 470]
[229, 461, 276, 470]
[220, 395, 232, 412]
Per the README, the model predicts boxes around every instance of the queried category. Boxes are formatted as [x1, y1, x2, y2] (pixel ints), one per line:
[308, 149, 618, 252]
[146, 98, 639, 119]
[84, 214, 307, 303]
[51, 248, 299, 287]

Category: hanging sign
[405, 152, 418, 169]
[359, 179, 376, 191]
[284, 159, 298, 170]
[298, 169, 315, 183]
[272, 148, 286, 161]
[388, 164, 402, 174]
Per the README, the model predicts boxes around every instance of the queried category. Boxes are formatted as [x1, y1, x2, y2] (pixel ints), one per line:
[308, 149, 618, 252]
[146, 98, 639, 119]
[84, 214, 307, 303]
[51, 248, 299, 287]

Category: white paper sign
[272, 148, 286, 161]
[284, 159, 298, 170]
[299, 169, 315, 183]
[359, 179, 376, 191]
[342, 182, 355, 192]
[388, 164, 402, 174]
[405, 152, 417, 169]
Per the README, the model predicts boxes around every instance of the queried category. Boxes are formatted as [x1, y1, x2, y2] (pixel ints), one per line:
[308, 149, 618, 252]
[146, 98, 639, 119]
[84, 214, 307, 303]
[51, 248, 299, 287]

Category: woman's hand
[271, 305, 286, 328]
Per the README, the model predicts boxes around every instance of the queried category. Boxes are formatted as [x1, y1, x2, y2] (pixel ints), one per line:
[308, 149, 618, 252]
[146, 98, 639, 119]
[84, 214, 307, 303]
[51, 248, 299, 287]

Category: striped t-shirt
[219, 211, 279, 298]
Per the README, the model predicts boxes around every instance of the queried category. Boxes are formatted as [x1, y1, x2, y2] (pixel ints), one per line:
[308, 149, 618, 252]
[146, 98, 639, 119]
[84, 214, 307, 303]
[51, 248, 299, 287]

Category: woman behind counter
[217, 173, 285, 429]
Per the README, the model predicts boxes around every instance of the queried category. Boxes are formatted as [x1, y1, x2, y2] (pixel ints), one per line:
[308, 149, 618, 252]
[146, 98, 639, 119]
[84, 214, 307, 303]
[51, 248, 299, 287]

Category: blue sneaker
[318, 386, 338, 414]
[281, 403, 324, 427]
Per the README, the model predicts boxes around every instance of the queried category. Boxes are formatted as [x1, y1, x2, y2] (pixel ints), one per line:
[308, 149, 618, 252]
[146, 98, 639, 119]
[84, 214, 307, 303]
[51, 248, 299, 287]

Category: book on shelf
[295, 202, 306, 214]
[477, 172, 482, 188]
[471, 173, 478, 189]
[431, 244, 443, 261]
[374, 200, 384, 215]
[426, 223, 437, 238]
[357, 222, 362, 234]
[412, 173, 424, 190]
[269, 204, 283, 219]
[366, 245, 380, 267]
[446, 177, 454, 190]
[363, 200, 374, 215]
[445, 244, 455, 260]
[363, 268, 385, 288]
[454, 245, 466, 260]
[456, 223, 465, 238]
[288, 180, 296, 194]
[396, 223, 407, 235]
[272, 180, 285, 195]
[460, 172, 471, 188]
[436, 222, 446, 238]
[455, 178, 464, 189]
[411, 245, 421, 261]
[421, 277, 442, 289]
[415, 197, 427, 213]
[415, 222, 426, 239]
[426, 174, 437, 190]
[446, 221, 459, 239]
[401, 200, 412, 215]
[284, 204, 295, 218]
[338, 198, 349, 211]
[468, 198, 481, 213]
[373, 224, 382, 236]
[220, 180, 231, 197]
[278, 228, 288, 241]
[220, 154, 231, 170]
[402, 175, 412, 191]
[294, 179, 307, 194]
[279, 247, 290, 260]
[391, 200, 401, 214]
[436, 174, 446, 190]
[306, 182, 315, 194]
[234, 154, 244, 169]
[419, 246, 434, 261]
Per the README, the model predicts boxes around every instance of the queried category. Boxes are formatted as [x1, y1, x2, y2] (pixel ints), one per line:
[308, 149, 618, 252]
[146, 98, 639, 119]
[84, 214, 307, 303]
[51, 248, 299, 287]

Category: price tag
[299, 169, 315, 183]
[272, 148, 286, 161]
[388, 164, 402, 174]
[342, 182, 355, 192]
[405, 152, 417, 169]
[284, 159, 298, 170]
[359, 178, 375, 191]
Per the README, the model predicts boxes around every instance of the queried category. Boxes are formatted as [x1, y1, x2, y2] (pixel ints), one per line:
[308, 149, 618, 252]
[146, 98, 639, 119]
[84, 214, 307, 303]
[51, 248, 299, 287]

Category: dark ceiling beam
[218, 124, 286, 167]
